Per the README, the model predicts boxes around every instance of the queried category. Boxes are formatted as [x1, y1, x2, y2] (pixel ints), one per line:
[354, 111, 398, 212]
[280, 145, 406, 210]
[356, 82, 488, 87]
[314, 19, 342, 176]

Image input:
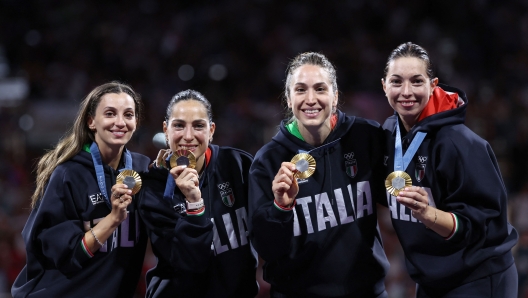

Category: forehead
[97, 92, 135, 110]
[290, 64, 332, 85]
[169, 100, 208, 120]
[387, 57, 428, 76]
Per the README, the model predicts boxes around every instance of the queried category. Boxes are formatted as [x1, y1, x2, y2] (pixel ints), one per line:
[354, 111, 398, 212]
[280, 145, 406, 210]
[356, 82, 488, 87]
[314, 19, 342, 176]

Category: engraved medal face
[169, 149, 196, 169]
[385, 171, 412, 196]
[116, 170, 142, 195]
[392, 176, 405, 189]
[290, 153, 316, 179]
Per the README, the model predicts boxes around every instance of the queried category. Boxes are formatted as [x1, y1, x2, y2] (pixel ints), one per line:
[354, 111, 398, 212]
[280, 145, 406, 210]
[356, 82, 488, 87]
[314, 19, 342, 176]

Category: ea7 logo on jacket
[218, 182, 235, 207]
[89, 193, 105, 205]
[344, 152, 358, 178]
[415, 156, 427, 182]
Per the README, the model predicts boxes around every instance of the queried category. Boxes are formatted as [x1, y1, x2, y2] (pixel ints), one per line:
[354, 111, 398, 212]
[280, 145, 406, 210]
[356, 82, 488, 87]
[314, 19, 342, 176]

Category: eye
[105, 111, 115, 117]
[295, 87, 305, 93]
[194, 123, 206, 130]
[316, 86, 327, 92]
[172, 123, 184, 130]
[412, 79, 425, 86]
[125, 112, 135, 119]
[390, 79, 402, 86]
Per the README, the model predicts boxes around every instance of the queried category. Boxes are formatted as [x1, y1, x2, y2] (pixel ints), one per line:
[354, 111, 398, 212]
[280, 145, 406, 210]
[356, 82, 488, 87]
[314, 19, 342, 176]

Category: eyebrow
[389, 74, 425, 79]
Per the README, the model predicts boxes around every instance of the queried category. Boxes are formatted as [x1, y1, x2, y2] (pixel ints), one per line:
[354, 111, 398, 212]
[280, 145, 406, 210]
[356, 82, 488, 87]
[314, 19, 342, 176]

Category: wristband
[186, 198, 204, 211]
[81, 237, 94, 258]
[273, 199, 296, 211]
[186, 206, 205, 216]
[445, 213, 458, 240]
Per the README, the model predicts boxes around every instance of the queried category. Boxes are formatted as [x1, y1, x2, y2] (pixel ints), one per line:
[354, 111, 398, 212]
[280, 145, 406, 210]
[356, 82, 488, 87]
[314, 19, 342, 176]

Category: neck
[299, 121, 332, 146]
[99, 145, 124, 170]
[195, 154, 206, 175]
[400, 116, 416, 133]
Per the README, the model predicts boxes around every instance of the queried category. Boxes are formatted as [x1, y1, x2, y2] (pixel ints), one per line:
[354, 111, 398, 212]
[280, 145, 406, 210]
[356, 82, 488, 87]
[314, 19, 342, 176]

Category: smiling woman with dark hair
[381, 42, 518, 298]
[138, 89, 258, 298]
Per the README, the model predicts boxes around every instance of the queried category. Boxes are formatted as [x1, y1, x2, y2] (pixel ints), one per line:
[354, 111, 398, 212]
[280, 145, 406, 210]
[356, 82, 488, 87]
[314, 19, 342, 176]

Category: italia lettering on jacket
[211, 207, 249, 255]
[385, 187, 435, 222]
[83, 210, 141, 252]
[293, 181, 374, 236]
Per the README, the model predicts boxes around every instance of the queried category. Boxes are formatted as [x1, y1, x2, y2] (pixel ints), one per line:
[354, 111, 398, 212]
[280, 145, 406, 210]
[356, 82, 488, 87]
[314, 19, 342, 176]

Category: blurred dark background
[1, 0, 528, 297]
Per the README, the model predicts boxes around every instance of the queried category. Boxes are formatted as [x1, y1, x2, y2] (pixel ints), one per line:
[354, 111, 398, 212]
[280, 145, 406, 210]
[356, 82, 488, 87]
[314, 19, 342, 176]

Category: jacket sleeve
[248, 155, 294, 262]
[436, 128, 514, 254]
[138, 172, 214, 273]
[28, 167, 92, 276]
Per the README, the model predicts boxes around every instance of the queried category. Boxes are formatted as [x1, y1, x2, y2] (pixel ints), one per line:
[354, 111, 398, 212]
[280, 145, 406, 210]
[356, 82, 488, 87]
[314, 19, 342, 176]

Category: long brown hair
[31, 81, 142, 208]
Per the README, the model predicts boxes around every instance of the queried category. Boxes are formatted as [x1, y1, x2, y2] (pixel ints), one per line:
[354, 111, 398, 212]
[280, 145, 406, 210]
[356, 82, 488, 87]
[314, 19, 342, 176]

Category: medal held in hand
[291, 153, 316, 179]
[170, 149, 197, 169]
[116, 170, 142, 195]
[385, 171, 412, 196]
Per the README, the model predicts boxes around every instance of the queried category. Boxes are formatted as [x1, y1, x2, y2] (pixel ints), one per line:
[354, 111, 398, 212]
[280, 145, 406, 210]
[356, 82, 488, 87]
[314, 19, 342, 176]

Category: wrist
[274, 199, 296, 211]
[186, 198, 204, 211]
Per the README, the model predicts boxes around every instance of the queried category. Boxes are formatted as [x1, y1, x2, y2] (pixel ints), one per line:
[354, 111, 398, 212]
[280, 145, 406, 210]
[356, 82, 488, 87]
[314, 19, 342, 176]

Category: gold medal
[116, 170, 142, 195]
[385, 171, 412, 196]
[169, 149, 196, 169]
[290, 153, 316, 179]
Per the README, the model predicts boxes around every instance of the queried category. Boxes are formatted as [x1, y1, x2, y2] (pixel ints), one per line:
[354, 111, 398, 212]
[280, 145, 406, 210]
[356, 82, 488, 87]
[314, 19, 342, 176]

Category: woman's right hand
[272, 162, 299, 207]
[109, 183, 133, 224]
[171, 165, 201, 202]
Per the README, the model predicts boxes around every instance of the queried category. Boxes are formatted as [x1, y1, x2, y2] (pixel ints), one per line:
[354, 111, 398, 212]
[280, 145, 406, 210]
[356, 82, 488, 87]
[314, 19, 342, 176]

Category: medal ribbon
[90, 142, 132, 207]
[394, 122, 427, 171]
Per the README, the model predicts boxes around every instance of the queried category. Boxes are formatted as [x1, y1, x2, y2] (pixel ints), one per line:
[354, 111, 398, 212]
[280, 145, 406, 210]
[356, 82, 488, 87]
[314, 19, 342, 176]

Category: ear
[87, 116, 95, 131]
[333, 90, 338, 108]
[381, 78, 387, 94]
[430, 77, 439, 96]
[209, 122, 216, 141]
[431, 77, 439, 88]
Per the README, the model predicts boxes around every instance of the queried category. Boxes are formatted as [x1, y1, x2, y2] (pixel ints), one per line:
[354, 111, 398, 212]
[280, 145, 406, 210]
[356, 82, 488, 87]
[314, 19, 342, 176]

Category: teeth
[304, 109, 319, 114]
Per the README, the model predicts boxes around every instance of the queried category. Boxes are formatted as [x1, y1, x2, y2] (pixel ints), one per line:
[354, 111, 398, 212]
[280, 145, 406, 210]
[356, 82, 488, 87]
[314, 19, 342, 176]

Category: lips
[178, 145, 198, 152]
[111, 131, 127, 137]
[399, 101, 416, 107]
[302, 108, 322, 117]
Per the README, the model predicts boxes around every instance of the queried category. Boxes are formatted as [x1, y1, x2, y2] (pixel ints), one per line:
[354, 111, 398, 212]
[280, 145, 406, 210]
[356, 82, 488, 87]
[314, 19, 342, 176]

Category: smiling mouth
[112, 131, 127, 136]
[399, 101, 416, 107]
[302, 109, 322, 115]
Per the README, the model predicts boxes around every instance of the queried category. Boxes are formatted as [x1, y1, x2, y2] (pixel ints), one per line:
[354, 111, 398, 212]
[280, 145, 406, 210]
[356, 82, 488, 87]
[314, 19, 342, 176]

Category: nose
[115, 115, 125, 127]
[402, 81, 412, 98]
[306, 89, 317, 105]
[183, 126, 193, 141]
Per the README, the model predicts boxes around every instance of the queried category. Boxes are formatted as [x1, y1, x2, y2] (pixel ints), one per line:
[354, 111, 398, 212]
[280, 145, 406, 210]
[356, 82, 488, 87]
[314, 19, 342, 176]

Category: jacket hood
[385, 83, 468, 138]
[70, 150, 95, 168]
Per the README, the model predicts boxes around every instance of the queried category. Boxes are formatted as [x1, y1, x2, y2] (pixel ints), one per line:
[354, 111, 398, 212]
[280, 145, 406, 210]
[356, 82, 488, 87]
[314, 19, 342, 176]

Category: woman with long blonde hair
[12, 81, 150, 298]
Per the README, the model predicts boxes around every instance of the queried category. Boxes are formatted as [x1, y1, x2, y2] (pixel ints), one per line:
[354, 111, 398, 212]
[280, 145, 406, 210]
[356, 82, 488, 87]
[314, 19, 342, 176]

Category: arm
[398, 130, 511, 247]
[248, 157, 297, 262]
[138, 170, 214, 273]
[32, 167, 129, 274]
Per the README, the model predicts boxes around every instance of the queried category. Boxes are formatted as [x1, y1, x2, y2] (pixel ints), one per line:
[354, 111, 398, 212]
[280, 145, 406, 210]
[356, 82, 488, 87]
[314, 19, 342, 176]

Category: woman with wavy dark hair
[12, 82, 150, 298]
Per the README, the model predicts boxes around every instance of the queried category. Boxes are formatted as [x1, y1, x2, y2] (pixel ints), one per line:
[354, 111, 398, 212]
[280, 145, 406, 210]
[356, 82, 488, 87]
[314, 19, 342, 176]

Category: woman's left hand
[396, 186, 431, 219]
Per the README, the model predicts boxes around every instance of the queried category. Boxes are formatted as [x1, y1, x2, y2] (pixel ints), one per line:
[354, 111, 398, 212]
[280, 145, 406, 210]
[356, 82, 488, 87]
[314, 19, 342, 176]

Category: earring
[165, 137, 169, 148]
[209, 137, 213, 143]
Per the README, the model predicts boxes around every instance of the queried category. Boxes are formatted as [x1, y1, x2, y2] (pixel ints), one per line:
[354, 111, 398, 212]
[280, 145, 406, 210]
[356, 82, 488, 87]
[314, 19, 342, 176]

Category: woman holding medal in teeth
[138, 90, 258, 298]
[248, 52, 389, 297]
[381, 42, 518, 297]
[12, 82, 150, 298]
